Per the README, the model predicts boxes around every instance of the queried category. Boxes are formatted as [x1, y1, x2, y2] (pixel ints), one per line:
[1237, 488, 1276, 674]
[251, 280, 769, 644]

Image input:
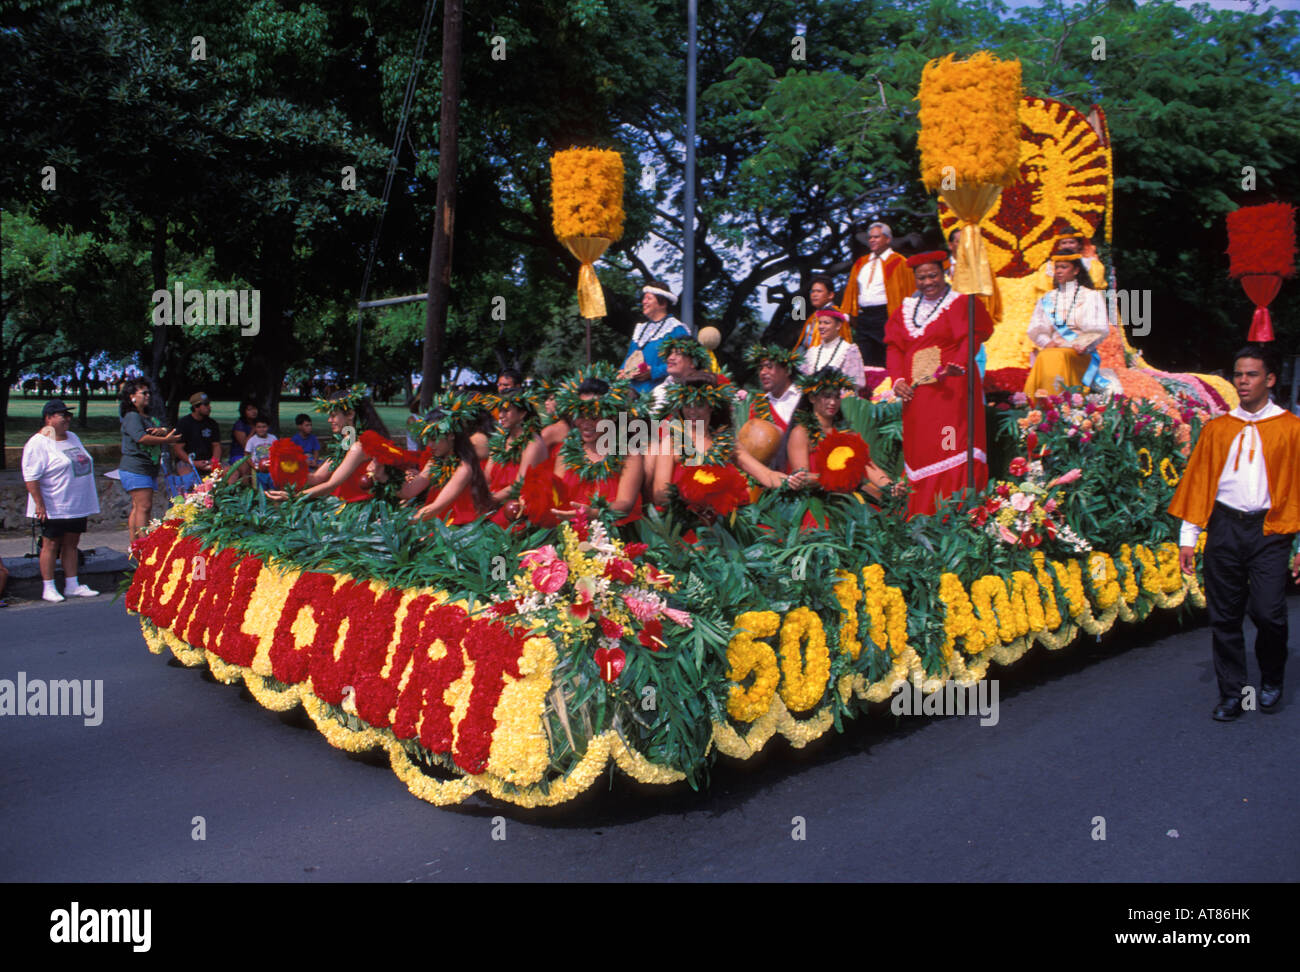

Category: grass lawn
[5, 397, 416, 447]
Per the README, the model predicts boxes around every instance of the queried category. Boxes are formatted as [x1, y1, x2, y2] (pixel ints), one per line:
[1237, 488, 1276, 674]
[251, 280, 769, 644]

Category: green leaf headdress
[796, 366, 855, 397]
[553, 362, 640, 421]
[743, 343, 802, 372]
[411, 391, 488, 444]
[313, 383, 370, 416]
[658, 370, 738, 417]
[659, 335, 711, 369]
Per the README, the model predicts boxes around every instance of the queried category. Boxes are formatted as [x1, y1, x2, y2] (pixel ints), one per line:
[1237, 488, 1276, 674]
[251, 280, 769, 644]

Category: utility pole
[420, 0, 463, 409]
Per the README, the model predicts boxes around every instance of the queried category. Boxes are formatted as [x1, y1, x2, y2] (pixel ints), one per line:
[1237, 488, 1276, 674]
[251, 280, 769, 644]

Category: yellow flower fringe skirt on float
[130, 520, 1205, 808]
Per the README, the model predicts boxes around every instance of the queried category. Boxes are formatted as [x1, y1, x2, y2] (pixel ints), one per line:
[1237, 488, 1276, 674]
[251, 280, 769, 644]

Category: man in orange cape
[840, 221, 914, 368]
[1169, 345, 1300, 721]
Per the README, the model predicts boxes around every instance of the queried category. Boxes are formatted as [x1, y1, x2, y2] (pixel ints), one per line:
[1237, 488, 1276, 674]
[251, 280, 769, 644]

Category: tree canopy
[2, 0, 1297, 466]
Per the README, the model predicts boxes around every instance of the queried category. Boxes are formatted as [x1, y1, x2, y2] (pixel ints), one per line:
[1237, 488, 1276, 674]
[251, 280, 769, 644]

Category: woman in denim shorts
[118, 380, 181, 540]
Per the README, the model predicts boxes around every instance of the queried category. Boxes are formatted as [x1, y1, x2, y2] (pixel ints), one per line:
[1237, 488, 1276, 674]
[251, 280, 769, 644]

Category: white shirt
[1179, 401, 1282, 547]
[22, 430, 100, 519]
[856, 248, 894, 308]
[650, 375, 678, 412]
[767, 383, 801, 426]
[245, 432, 278, 466]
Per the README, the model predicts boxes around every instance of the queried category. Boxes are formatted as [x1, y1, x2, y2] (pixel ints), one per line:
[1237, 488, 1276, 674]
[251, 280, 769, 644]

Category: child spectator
[290, 413, 322, 468]
[244, 418, 278, 489]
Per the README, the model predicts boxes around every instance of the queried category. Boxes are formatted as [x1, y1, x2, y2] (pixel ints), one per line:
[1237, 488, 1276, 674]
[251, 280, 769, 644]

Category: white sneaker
[66, 585, 100, 597]
[42, 589, 66, 603]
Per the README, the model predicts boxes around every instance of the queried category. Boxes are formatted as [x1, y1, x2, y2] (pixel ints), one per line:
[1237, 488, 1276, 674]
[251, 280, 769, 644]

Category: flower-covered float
[127, 57, 1236, 808]
[128, 382, 1218, 807]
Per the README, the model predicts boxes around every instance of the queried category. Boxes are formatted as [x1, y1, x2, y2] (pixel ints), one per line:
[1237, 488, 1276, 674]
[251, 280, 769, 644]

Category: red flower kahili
[673, 463, 750, 516]
[359, 429, 426, 468]
[269, 439, 309, 488]
[812, 430, 870, 492]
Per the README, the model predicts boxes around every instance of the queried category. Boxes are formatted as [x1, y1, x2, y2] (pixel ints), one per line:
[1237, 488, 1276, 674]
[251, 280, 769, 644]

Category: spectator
[290, 413, 321, 468]
[244, 417, 278, 489]
[24, 399, 102, 601]
[497, 369, 523, 394]
[118, 380, 180, 541]
[173, 391, 223, 476]
[228, 399, 262, 465]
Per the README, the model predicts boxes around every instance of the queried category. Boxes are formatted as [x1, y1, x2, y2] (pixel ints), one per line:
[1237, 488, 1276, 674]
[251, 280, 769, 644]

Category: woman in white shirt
[798, 308, 866, 393]
[22, 399, 102, 602]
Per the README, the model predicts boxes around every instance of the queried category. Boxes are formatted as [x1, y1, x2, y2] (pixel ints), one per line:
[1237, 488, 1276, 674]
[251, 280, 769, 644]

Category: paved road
[2, 593, 1297, 882]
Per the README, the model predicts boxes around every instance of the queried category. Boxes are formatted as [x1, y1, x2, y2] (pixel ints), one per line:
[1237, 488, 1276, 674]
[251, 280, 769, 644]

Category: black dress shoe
[1213, 697, 1244, 721]
[1260, 683, 1282, 712]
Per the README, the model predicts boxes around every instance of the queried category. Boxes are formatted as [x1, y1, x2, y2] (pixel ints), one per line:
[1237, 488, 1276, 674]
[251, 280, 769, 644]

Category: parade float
[128, 54, 1241, 808]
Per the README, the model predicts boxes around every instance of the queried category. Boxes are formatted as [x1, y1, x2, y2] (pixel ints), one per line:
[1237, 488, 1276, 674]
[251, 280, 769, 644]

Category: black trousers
[1202, 503, 1293, 697]
[853, 304, 889, 368]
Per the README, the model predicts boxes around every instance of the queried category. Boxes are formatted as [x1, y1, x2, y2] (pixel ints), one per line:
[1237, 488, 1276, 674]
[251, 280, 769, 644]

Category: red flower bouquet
[268, 439, 309, 488]
[812, 430, 870, 492]
[673, 463, 750, 516]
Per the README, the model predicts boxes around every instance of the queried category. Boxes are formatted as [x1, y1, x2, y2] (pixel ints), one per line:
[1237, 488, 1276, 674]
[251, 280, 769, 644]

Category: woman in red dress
[486, 388, 549, 527]
[786, 368, 895, 501]
[651, 371, 807, 508]
[884, 251, 994, 517]
[402, 393, 494, 523]
[268, 388, 396, 503]
[551, 370, 644, 525]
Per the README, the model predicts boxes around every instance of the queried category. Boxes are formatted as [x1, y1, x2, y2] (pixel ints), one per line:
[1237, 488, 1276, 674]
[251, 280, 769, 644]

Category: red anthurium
[603, 558, 636, 584]
[1021, 529, 1042, 548]
[996, 483, 1011, 498]
[644, 565, 674, 588]
[598, 616, 623, 640]
[593, 646, 626, 683]
[970, 506, 989, 526]
[1008, 457, 1028, 478]
[637, 618, 665, 652]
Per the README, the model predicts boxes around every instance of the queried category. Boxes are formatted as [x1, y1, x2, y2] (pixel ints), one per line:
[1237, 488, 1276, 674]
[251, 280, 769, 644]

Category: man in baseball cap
[174, 391, 222, 475]
[42, 399, 74, 419]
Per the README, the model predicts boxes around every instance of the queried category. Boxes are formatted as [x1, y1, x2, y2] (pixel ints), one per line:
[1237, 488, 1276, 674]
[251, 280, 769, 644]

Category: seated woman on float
[485, 387, 550, 526]
[266, 386, 408, 503]
[402, 393, 494, 523]
[653, 370, 812, 505]
[551, 367, 644, 524]
[1023, 239, 1111, 399]
[786, 367, 895, 501]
